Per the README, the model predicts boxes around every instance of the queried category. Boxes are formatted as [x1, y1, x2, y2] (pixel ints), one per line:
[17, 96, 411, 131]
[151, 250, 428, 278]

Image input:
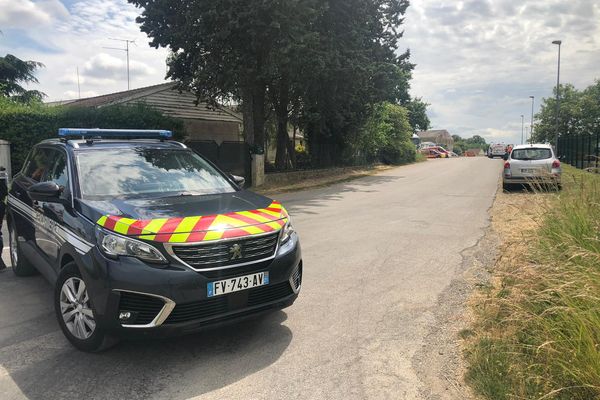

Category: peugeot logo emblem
[229, 244, 243, 260]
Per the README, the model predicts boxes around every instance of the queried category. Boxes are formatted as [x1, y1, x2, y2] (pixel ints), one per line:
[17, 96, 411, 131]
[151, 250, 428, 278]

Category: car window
[45, 150, 69, 190]
[511, 148, 552, 160]
[75, 148, 236, 199]
[24, 147, 54, 182]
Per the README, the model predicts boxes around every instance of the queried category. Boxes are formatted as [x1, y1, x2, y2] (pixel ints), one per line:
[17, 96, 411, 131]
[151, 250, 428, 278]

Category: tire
[54, 262, 119, 352]
[503, 182, 511, 191]
[8, 222, 37, 276]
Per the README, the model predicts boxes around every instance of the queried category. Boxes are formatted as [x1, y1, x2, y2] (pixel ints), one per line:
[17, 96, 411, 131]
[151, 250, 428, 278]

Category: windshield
[75, 148, 236, 199]
[511, 148, 552, 161]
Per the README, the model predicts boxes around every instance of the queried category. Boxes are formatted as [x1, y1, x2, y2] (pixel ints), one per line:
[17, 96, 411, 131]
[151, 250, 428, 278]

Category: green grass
[465, 166, 600, 400]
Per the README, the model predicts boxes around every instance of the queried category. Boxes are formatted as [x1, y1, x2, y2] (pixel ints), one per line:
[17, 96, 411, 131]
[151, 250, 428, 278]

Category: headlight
[279, 220, 295, 245]
[96, 227, 167, 264]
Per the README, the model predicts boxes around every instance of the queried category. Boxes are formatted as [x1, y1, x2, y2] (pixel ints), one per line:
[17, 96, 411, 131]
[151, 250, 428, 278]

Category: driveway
[0, 157, 501, 400]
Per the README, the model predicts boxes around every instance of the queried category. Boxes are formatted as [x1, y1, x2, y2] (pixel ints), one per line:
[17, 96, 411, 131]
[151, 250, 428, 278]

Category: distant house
[416, 130, 454, 151]
[48, 82, 243, 144]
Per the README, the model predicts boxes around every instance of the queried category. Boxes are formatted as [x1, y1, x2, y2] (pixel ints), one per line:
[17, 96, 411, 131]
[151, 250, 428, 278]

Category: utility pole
[529, 96, 535, 141]
[76, 67, 81, 99]
[103, 38, 135, 90]
[521, 115, 524, 145]
[552, 40, 562, 152]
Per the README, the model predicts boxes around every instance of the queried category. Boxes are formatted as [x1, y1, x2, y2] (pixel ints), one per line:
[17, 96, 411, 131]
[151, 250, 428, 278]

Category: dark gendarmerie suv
[7, 128, 302, 352]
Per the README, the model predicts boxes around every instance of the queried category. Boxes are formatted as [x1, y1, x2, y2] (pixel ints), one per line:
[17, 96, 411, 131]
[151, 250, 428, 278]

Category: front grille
[171, 232, 279, 269]
[164, 281, 294, 325]
[119, 292, 165, 325]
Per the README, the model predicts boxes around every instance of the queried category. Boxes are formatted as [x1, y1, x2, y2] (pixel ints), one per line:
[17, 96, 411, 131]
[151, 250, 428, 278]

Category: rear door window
[511, 148, 552, 160]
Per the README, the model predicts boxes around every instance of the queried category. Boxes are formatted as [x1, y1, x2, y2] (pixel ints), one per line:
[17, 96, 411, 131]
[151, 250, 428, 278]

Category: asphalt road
[0, 157, 501, 400]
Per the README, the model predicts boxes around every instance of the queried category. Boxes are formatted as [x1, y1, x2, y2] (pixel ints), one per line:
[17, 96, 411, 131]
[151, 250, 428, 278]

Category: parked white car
[503, 144, 561, 190]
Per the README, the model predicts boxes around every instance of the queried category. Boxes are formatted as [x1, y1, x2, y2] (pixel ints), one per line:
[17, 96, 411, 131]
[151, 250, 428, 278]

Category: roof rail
[58, 128, 173, 140]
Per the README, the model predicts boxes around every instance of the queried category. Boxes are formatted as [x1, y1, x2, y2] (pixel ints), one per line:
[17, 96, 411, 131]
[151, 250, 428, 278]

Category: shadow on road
[0, 271, 293, 400]
[280, 173, 404, 216]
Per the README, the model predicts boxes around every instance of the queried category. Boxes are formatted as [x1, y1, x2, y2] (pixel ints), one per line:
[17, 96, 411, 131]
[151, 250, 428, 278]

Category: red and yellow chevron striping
[96, 201, 288, 243]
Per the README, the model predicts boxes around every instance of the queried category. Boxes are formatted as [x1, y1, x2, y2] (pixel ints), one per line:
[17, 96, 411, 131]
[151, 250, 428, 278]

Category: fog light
[119, 311, 132, 321]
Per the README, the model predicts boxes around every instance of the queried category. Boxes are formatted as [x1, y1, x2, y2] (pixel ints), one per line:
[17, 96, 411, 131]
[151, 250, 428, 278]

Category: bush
[359, 102, 416, 165]
[0, 97, 185, 173]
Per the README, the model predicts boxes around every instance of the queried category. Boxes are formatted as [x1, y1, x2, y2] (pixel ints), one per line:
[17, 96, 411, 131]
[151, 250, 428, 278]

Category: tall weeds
[466, 167, 600, 400]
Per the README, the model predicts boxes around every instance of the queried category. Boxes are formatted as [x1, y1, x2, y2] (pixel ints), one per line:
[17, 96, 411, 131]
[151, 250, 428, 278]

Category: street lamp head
[552, 40, 562, 45]
[529, 95, 534, 99]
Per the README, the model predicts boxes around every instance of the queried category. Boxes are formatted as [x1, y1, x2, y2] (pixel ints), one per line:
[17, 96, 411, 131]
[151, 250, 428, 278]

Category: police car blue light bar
[58, 128, 173, 139]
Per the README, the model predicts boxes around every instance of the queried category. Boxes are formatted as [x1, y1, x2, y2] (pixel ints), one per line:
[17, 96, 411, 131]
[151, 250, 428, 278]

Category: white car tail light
[552, 159, 561, 169]
[504, 161, 511, 177]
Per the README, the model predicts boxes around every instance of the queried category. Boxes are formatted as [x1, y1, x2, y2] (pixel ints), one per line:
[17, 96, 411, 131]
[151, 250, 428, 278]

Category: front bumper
[81, 234, 302, 337]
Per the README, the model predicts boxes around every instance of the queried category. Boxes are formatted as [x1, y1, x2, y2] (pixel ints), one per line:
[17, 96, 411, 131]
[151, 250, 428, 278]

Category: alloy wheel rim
[10, 228, 18, 266]
[60, 277, 96, 340]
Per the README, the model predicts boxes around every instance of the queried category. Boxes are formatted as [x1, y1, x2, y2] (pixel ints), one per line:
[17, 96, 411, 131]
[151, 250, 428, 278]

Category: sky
[1, 0, 599, 145]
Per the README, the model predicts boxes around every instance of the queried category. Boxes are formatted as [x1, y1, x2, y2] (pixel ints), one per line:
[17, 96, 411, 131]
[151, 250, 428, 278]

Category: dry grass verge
[464, 166, 600, 400]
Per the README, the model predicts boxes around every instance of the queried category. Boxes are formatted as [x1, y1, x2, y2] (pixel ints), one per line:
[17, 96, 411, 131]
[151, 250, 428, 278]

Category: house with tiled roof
[49, 82, 243, 144]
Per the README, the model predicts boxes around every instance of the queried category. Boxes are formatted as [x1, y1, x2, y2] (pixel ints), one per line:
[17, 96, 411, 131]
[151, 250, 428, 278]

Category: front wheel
[54, 263, 118, 352]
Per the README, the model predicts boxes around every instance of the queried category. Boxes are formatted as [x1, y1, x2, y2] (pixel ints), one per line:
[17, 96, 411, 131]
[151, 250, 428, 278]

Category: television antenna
[103, 38, 136, 90]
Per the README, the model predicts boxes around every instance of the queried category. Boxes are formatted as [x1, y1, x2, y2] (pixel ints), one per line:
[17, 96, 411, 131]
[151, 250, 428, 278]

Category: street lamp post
[521, 115, 524, 145]
[529, 96, 535, 142]
[552, 40, 562, 153]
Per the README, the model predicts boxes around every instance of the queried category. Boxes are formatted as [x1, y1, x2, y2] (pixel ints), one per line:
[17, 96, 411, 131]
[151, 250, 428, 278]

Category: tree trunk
[275, 76, 290, 170]
[251, 83, 266, 151]
[241, 88, 254, 146]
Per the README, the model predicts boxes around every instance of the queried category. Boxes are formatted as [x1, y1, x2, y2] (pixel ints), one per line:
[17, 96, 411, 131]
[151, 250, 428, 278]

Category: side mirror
[230, 174, 246, 188]
[502, 154, 509, 161]
[28, 181, 63, 203]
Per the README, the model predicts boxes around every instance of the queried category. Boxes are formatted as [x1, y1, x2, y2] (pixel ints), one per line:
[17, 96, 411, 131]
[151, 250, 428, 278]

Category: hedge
[0, 98, 185, 174]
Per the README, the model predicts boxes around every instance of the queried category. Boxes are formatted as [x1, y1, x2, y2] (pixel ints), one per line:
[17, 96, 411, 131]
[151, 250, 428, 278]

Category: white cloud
[62, 90, 98, 99]
[0, 0, 69, 28]
[82, 53, 154, 81]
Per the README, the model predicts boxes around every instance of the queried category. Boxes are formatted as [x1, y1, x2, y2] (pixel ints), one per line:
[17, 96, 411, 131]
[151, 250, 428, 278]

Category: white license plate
[207, 272, 269, 297]
[521, 168, 537, 173]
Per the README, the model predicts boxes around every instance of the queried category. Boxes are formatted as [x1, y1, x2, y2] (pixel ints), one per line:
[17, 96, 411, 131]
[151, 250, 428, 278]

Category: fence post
[596, 130, 600, 170]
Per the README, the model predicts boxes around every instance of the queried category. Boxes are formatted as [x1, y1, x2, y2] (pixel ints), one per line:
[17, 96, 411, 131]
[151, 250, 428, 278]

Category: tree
[533, 81, 600, 144]
[0, 54, 45, 102]
[300, 0, 414, 167]
[130, 0, 414, 169]
[406, 98, 430, 132]
[452, 134, 489, 154]
[130, 0, 320, 156]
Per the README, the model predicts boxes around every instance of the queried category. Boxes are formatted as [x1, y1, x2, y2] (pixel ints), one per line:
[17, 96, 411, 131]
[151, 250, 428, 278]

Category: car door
[9, 146, 53, 258]
[36, 148, 71, 267]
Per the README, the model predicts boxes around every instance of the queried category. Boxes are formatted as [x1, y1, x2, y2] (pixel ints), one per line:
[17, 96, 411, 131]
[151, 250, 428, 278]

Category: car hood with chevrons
[78, 191, 289, 244]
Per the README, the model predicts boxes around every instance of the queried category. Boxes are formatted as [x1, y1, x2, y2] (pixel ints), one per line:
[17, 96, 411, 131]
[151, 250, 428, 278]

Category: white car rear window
[511, 148, 552, 160]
